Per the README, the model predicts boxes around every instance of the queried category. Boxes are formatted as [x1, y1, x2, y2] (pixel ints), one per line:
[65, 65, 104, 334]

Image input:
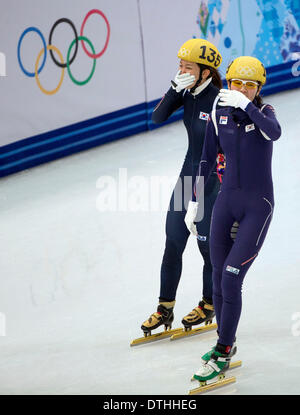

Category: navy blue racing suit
[195, 99, 281, 345]
[152, 79, 221, 302]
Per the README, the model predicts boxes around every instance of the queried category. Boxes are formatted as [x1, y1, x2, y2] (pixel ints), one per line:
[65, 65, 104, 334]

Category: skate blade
[170, 322, 217, 341]
[190, 360, 242, 381]
[130, 328, 183, 346]
[188, 375, 236, 395]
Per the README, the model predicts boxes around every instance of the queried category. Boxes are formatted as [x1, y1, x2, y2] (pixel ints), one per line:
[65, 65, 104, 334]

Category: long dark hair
[255, 88, 264, 107]
[190, 63, 223, 92]
[208, 66, 223, 89]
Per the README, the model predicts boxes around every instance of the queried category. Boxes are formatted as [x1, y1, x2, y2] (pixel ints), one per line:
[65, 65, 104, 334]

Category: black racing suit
[152, 79, 221, 302]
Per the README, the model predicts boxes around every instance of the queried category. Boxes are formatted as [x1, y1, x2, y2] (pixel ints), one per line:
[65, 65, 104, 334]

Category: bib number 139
[199, 45, 221, 67]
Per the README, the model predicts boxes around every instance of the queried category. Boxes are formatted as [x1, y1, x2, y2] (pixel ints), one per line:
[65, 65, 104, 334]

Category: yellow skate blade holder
[130, 327, 183, 346]
[170, 322, 217, 341]
[188, 360, 242, 394]
[189, 375, 236, 394]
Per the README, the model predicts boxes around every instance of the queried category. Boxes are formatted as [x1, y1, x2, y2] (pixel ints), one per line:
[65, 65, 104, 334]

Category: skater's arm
[244, 102, 281, 141]
[186, 119, 218, 234]
[218, 89, 281, 141]
[192, 118, 219, 202]
[151, 87, 184, 124]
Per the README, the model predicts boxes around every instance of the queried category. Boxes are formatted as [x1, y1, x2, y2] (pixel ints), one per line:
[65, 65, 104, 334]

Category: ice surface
[0, 88, 300, 395]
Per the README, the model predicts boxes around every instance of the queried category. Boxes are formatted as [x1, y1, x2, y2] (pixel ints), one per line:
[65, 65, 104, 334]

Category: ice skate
[182, 298, 215, 329]
[170, 298, 217, 340]
[189, 344, 242, 394]
[141, 301, 175, 335]
[130, 301, 180, 346]
[199, 340, 237, 366]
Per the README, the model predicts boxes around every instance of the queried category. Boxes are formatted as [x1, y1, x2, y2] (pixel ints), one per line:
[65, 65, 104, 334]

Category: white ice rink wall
[1, 0, 300, 177]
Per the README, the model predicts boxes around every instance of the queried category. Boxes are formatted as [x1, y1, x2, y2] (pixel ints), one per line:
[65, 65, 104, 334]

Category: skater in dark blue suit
[141, 38, 224, 336]
[184, 56, 281, 383]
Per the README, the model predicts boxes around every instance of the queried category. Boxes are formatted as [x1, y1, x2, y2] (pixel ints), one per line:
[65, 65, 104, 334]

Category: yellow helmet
[226, 56, 266, 85]
[177, 38, 222, 69]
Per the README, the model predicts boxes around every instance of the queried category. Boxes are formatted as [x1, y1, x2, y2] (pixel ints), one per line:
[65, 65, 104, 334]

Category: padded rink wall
[0, 0, 300, 177]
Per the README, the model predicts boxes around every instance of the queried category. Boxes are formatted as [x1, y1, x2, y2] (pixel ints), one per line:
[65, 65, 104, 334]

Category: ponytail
[195, 63, 223, 90]
[209, 67, 223, 90]
[255, 87, 264, 107]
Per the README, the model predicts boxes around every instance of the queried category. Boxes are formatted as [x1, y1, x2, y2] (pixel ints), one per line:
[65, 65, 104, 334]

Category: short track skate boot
[200, 340, 237, 366]
[141, 301, 175, 337]
[182, 298, 215, 331]
[193, 343, 233, 384]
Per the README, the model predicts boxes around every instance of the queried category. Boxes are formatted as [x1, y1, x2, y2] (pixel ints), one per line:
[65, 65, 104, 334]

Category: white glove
[184, 201, 199, 236]
[171, 70, 195, 93]
[218, 89, 250, 111]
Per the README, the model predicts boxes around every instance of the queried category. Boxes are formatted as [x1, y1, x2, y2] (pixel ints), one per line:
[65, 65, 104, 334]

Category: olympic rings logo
[236, 66, 256, 77]
[17, 9, 110, 95]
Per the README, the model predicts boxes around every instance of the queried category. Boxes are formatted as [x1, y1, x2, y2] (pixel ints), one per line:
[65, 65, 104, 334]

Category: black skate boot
[181, 298, 215, 331]
[141, 301, 175, 337]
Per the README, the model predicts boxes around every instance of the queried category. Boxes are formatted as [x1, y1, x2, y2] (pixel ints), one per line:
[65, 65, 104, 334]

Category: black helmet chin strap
[190, 64, 210, 93]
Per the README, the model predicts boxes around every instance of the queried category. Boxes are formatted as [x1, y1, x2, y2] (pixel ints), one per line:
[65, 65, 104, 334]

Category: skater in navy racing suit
[185, 56, 282, 383]
[141, 38, 224, 336]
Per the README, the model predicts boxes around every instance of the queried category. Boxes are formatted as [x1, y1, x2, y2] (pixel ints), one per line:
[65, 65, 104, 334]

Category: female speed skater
[141, 38, 224, 336]
[185, 56, 281, 384]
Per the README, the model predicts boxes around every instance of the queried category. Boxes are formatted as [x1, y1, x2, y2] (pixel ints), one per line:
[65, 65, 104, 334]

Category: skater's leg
[196, 244, 212, 301]
[209, 192, 235, 329]
[180, 175, 221, 328]
[217, 196, 274, 346]
[211, 243, 232, 329]
[159, 187, 190, 301]
[141, 173, 190, 334]
[195, 174, 221, 301]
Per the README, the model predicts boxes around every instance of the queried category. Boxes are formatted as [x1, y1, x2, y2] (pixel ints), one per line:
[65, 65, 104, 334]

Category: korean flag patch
[199, 111, 209, 121]
[245, 123, 255, 132]
[219, 116, 228, 125]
